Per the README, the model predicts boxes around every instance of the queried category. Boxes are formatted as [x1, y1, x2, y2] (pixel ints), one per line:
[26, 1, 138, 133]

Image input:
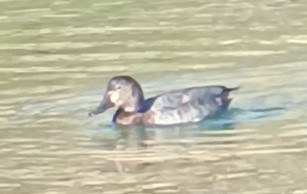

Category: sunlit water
[1, 0, 307, 193]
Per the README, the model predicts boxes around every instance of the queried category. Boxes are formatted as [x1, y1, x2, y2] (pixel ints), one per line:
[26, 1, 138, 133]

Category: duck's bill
[88, 98, 112, 117]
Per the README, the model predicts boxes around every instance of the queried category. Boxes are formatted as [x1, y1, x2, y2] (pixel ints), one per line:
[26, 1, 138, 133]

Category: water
[1, 0, 307, 193]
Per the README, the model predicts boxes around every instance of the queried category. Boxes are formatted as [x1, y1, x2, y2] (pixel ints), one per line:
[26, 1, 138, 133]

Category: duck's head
[89, 75, 144, 116]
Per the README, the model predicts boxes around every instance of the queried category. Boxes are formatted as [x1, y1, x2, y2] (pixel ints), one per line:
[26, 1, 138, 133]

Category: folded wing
[147, 86, 237, 125]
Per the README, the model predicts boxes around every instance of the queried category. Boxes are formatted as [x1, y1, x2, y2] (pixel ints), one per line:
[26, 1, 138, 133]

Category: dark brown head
[89, 76, 144, 116]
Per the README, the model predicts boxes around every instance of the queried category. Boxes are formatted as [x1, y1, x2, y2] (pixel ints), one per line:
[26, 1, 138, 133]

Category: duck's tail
[225, 86, 240, 92]
[219, 86, 240, 109]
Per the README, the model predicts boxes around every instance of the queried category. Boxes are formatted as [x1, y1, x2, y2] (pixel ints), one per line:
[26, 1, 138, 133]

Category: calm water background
[1, 0, 307, 193]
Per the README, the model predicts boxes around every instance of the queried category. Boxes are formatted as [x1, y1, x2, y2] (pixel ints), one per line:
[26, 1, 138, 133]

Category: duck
[89, 75, 239, 126]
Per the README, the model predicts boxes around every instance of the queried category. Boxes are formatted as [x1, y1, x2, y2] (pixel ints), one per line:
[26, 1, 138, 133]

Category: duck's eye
[115, 85, 122, 90]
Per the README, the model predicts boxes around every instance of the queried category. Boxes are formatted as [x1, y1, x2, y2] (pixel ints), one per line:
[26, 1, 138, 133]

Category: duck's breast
[113, 109, 142, 126]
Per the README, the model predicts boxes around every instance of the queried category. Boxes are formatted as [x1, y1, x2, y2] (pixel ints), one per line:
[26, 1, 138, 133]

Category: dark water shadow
[225, 106, 285, 122]
[197, 106, 285, 130]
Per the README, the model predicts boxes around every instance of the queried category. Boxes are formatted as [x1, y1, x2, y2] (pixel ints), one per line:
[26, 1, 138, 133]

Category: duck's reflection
[116, 125, 149, 149]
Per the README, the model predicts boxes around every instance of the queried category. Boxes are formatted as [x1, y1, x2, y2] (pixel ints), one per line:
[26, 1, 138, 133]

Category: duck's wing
[143, 86, 238, 125]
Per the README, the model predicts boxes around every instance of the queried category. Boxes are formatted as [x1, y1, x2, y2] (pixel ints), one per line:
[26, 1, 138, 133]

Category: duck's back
[141, 86, 238, 125]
